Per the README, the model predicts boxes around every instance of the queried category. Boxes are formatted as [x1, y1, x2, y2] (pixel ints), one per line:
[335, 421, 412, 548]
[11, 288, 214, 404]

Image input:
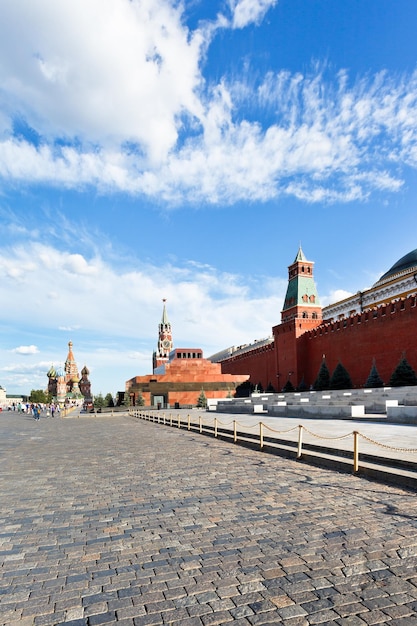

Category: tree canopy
[196, 389, 207, 408]
[94, 393, 105, 408]
[389, 357, 417, 387]
[313, 359, 331, 391]
[330, 362, 353, 390]
[364, 361, 384, 388]
[29, 389, 52, 404]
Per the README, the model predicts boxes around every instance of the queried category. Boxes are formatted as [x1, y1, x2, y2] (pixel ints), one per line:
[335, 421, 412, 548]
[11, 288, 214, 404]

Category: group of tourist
[11, 402, 62, 419]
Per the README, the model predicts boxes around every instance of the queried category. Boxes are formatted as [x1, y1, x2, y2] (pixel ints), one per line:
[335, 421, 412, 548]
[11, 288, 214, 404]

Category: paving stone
[360, 608, 393, 624]
[186, 603, 213, 617]
[87, 610, 117, 624]
[382, 604, 416, 619]
[201, 609, 234, 624]
[33, 612, 66, 625]
[54, 618, 87, 626]
[248, 611, 286, 624]
[130, 615, 163, 625]
[307, 608, 343, 623]
[276, 604, 308, 620]
[115, 605, 147, 619]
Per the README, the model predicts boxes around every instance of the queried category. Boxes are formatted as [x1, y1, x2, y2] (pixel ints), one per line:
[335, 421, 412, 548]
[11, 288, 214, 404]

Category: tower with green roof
[273, 247, 322, 390]
[281, 246, 322, 323]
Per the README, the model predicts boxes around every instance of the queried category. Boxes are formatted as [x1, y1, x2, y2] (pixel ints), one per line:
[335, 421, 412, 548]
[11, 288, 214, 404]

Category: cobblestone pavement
[1, 412, 417, 626]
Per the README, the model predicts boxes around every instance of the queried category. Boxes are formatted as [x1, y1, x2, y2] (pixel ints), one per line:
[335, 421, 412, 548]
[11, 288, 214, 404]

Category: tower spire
[161, 298, 169, 325]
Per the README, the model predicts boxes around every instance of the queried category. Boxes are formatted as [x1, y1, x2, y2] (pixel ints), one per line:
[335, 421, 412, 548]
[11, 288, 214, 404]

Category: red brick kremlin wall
[220, 295, 417, 390]
[300, 296, 417, 388]
[217, 342, 276, 390]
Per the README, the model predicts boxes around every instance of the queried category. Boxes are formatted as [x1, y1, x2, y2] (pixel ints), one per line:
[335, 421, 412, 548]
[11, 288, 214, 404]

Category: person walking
[33, 405, 40, 420]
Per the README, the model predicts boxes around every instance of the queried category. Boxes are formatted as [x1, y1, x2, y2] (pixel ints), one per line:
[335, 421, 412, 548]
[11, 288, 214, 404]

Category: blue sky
[1, 0, 417, 398]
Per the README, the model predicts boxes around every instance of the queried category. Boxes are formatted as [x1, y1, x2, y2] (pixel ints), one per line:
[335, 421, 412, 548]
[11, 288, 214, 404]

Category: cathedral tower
[79, 365, 92, 402]
[65, 341, 79, 382]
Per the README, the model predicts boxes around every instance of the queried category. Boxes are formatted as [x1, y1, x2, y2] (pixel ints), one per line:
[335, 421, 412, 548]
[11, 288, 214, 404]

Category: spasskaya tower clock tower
[152, 299, 173, 372]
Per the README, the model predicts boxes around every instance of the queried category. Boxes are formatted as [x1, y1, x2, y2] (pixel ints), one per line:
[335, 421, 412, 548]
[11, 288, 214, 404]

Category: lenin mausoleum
[210, 246, 417, 392]
[125, 300, 249, 408]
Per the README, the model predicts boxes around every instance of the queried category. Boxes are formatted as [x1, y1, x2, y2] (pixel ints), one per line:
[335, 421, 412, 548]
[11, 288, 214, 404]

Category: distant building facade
[0, 386, 25, 408]
[213, 247, 417, 390]
[47, 341, 92, 404]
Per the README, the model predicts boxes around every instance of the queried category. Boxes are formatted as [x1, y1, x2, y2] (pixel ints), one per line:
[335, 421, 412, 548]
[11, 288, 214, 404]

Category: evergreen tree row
[235, 355, 417, 396]
[311, 355, 417, 392]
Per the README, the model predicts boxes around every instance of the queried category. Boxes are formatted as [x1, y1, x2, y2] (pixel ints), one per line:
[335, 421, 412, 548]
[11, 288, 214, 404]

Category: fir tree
[105, 393, 114, 407]
[297, 377, 308, 392]
[330, 362, 353, 390]
[196, 389, 207, 408]
[389, 357, 417, 387]
[235, 380, 254, 397]
[283, 379, 295, 392]
[364, 360, 384, 388]
[313, 358, 331, 391]
[136, 391, 145, 406]
[94, 393, 105, 409]
[30, 389, 52, 404]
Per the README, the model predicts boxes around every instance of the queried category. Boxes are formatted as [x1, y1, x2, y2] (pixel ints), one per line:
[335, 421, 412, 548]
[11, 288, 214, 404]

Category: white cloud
[0, 2, 416, 205]
[228, 0, 278, 28]
[0, 241, 284, 348]
[58, 326, 81, 332]
[320, 290, 354, 307]
[0, 68, 414, 205]
[0, 0, 204, 163]
[61, 254, 98, 276]
[12, 345, 39, 355]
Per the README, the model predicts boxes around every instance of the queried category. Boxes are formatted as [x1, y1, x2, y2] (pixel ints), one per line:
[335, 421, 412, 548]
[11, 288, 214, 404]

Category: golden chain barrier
[235, 421, 259, 430]
[215, 419, 235, 427]
[358, 432, 417, 453]
[301, 426, 353, 441]
[130, 410, 417, 473]
[262, 423, 300, 435]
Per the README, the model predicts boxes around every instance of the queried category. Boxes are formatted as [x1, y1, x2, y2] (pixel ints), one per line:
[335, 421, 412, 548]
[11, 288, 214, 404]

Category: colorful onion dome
[47, 364, 57, 378]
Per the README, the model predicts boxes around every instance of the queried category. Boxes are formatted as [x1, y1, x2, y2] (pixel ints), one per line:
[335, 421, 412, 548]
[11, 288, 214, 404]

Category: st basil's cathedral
[47, 341, 92, 405]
